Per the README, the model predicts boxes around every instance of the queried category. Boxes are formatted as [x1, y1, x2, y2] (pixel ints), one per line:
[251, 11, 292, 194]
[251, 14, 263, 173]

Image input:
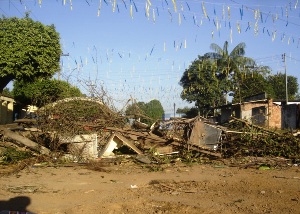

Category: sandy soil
[0, 160, 299, 214]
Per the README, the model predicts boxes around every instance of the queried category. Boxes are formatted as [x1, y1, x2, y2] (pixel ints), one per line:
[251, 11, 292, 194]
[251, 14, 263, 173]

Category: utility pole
[282, 53, 288, 104]
[173, 103, 176, 118]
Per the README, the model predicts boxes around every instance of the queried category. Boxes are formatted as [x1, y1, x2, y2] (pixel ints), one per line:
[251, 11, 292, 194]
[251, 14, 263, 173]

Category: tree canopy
[180, 41, 299, 116]
[13, 79, 82, 107]
[1, 87, 13, 97]
[231, 65, 274, 103]
[0, 15, 62, 92]
[204, 41, 256, 102]
[179, 56, 223, 116]
[267, 73, 299, 101]
[125, 99, 164, 125]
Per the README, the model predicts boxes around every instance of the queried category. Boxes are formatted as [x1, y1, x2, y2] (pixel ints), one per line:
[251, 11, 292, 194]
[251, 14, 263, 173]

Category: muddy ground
[0, 159, 299, 214]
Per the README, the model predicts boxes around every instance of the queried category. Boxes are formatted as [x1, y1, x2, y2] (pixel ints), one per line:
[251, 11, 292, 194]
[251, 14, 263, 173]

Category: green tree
[125, 101, 146, 119]
[125, 99, 164, 125]
[13, 79, 82, 107]
[176, 106, 191, 115]
[176, 106, 199, 118]
[232, 66, 274, 103]
[267, 73, 299, 101]
[204, 41, 255, 103]
[0, 15, 62, 92]
[179, 56, 222, 116]
[144, 99, 164, 121]
[184, 107, 199, 118]
[1, 87, 13, 97]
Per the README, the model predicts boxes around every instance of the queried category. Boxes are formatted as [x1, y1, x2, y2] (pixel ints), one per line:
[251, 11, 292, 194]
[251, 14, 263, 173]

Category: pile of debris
[1, 98, 299, 167]
[220, 118, 300, 159]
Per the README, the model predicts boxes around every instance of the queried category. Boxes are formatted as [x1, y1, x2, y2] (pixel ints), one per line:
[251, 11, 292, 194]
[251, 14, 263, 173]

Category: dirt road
[0, 161, 299, 214]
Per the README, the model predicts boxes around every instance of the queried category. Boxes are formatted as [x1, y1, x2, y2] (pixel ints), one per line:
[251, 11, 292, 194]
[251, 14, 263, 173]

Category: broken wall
[60, 134, 98, 159]
[220, 107, 232, 124]
[281, 104, 298, 129]
[268, 100, 282, 129]
[240, 101, 268, 126]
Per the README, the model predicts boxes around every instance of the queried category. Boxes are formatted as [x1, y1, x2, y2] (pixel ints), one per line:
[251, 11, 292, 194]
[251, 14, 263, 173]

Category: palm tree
[204, 41, 255, 104]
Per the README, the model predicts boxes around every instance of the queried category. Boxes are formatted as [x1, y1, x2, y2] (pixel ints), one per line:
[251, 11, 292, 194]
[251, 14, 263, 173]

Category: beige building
[216, 92, 300, 129]
[0, 95, 15, 125]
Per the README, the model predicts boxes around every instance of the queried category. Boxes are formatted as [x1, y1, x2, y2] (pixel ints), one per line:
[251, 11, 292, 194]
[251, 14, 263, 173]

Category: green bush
[0, 147, 33, 164]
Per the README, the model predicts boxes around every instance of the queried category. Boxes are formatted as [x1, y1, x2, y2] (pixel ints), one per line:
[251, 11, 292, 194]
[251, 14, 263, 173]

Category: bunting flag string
[216, 17, 219, 30]
[17, 0, 300, 101]
[133, 1, 138, 12]
[202, 2, 208, 18]
[25, 0, 300, 50]
[239, 5, 243, 20]
[168, 8, 172, 22]
[121, 0, 127, 9]
[130, 4, 133, 18]
[145, 1, 150, 19]
[112, 0, 116, 12]
[97, 0, 102, 16]
[272, 30, 277, 41]
[227, 5, 230, 20]
[185, 1, 190, 11]
[150, 45, 155, 55]
[254, 20, 258, 35]
[236, 21, 241, 33]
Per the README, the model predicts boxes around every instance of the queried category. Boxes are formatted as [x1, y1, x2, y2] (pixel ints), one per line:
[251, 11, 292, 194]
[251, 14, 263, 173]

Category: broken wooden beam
[105, 127, 168, 142]
[0, 127, 50, 155]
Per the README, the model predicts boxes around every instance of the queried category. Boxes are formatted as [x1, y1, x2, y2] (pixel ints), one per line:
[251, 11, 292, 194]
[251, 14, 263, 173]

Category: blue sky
[1, 0, 300, 114]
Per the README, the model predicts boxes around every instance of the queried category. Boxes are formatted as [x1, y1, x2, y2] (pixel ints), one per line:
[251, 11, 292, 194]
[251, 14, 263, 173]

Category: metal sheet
[188, 120, 222, 150]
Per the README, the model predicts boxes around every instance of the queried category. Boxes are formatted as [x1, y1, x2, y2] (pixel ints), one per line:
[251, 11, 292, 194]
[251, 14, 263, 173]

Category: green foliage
[0, 147, 33, 164]
[180, 56, 223, 116]
[184, 107, 199, 118]
[125, 99, 164, 125]
[125, 101, 146, 118]
[179, 41, 298, 115]
[180, 149, 203, 165]
[232, 66, 274, 103]
[1, 87, 13, 97]
[267, 73, 299, 100]
[176, 106, 190, 115]
[144, 100, 164, 121]
[204, 41, 255, 102]
[0, 16, 62, 91]
[13, 79, 82, 107]
[180, 41, 257, 116]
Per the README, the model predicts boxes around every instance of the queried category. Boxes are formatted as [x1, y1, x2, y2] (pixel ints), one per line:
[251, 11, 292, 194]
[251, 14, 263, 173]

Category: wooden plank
[105, 127, 167, 142]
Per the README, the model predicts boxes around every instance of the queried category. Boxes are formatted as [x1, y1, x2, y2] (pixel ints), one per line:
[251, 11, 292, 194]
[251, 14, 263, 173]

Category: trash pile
[1, 98, 299, 167]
